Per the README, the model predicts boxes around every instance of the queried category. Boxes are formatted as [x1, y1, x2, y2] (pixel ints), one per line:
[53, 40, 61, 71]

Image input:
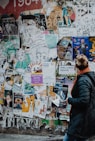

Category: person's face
[6, 95, 11, 101]
[17, 51, 25, 61]
[36, 52, 41, 60]
[36, 51, 48, 63]
[81, 39, 85, 44]
[41, 52, 47, 62]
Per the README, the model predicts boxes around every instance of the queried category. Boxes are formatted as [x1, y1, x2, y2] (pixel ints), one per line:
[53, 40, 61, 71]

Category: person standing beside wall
[63, 54, 95, 141]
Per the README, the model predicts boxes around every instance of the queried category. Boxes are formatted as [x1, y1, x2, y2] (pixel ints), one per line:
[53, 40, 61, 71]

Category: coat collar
[77, 67, 91, 76]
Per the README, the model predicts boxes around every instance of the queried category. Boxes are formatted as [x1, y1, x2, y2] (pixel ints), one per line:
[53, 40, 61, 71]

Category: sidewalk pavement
[0, 133, 95, 141]
[0, 133, 63, 141]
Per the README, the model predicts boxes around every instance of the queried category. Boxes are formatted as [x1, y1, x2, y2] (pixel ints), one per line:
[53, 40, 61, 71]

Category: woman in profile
[63, 54, 95, 141]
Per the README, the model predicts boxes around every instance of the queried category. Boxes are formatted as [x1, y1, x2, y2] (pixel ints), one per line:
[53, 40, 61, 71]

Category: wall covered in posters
[0, 0, 95, 131]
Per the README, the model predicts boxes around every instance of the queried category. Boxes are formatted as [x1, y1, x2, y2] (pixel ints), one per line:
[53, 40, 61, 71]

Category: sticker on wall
[62, 5, 76, 26]
[57, 37, 73, 61]
[72, 37, 89, 59]
[1, 17, 18, 35]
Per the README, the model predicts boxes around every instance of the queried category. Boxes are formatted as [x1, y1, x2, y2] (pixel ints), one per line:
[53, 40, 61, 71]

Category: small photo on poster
[34, 99, 47, 119]
[57, 37, 73, 61]
[53, 84, 68, 100]
[72, 37, 89, 59]
[23, 81, 35, 95]
[53, 83, 68, 108]
[4, 90, 12, 108]
[13, 92, 23, 109]
[1, 17, 18, 35]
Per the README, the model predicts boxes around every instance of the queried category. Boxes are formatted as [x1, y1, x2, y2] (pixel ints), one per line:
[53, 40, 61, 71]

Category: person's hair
[75, 54, 88, 70]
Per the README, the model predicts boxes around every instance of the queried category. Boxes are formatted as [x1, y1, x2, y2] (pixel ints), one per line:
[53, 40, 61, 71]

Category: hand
[65, 97, 68, 104]
[60, 98, 68, 106]
[62, 98, 68, 105]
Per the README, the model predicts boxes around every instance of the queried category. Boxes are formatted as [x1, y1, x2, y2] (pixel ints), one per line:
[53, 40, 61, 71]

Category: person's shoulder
[77, 73, 90, 82]
[78, 71, 95, 84]
[78, 71, 95, 78]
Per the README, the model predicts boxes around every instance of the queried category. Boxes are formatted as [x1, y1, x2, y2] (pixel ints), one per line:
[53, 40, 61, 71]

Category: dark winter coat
[67, 71, 95, 139]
